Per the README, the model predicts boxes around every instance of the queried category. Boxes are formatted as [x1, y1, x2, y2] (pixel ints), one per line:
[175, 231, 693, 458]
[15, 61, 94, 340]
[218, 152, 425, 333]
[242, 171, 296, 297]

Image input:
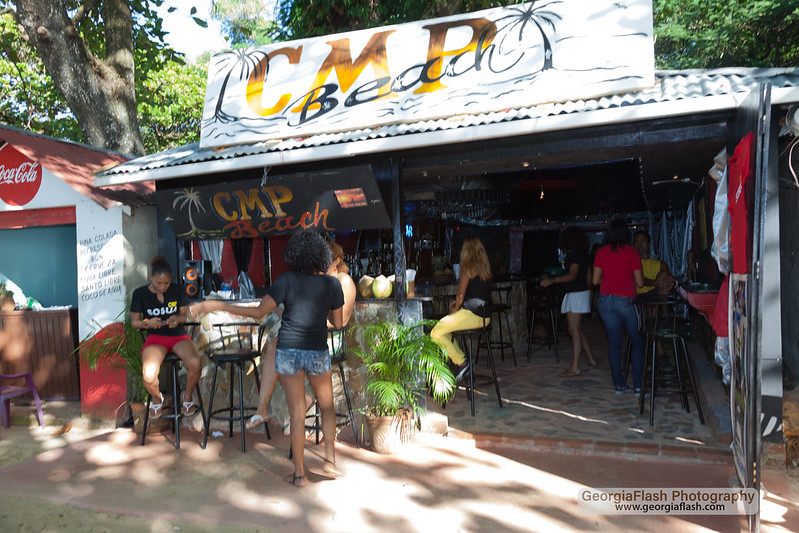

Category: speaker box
[182, 260, 210, 299]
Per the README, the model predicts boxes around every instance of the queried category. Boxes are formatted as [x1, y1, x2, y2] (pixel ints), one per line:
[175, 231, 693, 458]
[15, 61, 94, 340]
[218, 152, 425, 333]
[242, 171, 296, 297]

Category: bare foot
[587, 359, 598, 367]
[322, 459, 342, 478]
[559, 369, 581, 377]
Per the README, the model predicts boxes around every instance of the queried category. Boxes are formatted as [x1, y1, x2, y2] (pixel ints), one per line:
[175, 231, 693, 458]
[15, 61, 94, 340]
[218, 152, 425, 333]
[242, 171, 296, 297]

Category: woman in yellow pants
[430, 237, 492, 366]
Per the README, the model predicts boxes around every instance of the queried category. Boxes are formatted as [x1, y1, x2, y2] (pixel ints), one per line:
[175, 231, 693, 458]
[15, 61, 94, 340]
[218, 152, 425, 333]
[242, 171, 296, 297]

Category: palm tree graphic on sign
[209, 48, 270, 123]
[495, 0, 563, 71]
[172, 188, 207, 238]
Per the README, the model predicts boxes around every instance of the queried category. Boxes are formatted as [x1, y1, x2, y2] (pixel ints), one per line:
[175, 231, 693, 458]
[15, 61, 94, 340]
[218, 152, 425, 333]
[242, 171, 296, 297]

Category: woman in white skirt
[540, 227, 597, 376]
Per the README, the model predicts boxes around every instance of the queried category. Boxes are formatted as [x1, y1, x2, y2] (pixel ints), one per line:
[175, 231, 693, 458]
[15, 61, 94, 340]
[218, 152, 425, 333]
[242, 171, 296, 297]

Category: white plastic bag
[711, 170, 731, 274]
[237, 271, 255, 299]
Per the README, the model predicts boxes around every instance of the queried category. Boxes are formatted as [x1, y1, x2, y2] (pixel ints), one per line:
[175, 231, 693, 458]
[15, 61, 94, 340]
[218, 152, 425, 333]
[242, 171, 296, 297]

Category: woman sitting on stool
[130, 255, 203, 419]
[430, 237, 492, 370]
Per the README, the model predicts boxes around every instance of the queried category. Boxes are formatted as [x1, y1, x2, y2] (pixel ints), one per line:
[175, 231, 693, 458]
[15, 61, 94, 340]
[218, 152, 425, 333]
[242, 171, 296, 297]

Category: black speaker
[182, 260, 207, 299]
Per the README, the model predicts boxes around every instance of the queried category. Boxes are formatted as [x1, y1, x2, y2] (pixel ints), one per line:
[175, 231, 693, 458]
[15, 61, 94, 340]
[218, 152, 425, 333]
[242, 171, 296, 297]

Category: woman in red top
[592, 220, 644, 393]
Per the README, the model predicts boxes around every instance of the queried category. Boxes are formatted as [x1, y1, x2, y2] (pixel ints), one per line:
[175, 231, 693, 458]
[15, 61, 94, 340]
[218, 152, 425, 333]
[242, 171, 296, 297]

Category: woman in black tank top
[430, 237, 492, 365]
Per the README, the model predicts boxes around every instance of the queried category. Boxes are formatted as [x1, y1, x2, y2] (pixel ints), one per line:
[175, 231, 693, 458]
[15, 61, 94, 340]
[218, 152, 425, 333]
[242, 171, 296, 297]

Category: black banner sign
[156, 165, 391, 240]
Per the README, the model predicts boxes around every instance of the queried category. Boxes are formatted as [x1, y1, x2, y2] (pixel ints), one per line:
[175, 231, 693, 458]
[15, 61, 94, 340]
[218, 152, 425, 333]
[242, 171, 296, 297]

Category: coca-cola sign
[0, 143, 42, 206]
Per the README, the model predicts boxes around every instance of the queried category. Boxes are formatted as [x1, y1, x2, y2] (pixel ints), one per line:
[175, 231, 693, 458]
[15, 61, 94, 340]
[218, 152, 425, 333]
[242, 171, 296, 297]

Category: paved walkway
[1, 319, 797, 532]
[1, 424, 796, 532]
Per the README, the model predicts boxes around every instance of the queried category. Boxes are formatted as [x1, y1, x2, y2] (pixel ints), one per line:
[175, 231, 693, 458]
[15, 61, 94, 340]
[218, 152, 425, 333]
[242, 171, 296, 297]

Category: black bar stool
[526, 279, 560, 362]
[141, 322, 207, 449]
[636, 294, 704, 426]
[202, 322, 271, 452]
[304, 327, 361, 448]
[484, 286, 517, 366]
[448, 305, 502, 416]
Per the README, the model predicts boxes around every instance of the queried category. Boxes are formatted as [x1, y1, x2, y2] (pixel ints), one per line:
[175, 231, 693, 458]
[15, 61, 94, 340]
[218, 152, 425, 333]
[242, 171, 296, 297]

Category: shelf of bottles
[345, 223, 449, 283]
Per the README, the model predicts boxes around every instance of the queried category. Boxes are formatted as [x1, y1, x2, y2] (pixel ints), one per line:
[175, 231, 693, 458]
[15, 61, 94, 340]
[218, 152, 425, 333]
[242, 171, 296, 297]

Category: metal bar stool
[141, 322, 207, 449]
[449, 305, 502, 416]
[304, 327, 361, 448]
[636, 295, 705, 426]
[202, 322, 271, 452]
[484, 286, 517, 366]
[526, 279, 560, 362]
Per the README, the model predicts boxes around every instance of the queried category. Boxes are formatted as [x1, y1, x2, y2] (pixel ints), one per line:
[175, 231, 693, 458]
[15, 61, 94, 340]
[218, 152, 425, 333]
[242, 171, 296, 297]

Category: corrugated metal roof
[0, 124, 154, 208]
[96, 68, 799, 182]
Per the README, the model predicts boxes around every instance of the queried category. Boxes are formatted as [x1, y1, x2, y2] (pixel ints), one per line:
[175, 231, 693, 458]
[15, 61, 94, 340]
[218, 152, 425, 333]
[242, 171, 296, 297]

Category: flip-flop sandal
[149, 394, 165, 419]
[285, 473, 307, 487]
[246, 413, 270, 429]
[181, 401, 198, 416]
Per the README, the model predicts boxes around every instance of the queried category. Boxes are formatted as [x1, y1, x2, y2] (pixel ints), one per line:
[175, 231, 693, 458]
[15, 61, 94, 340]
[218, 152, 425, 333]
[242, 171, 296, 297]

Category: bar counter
[188, 296, 424, 434]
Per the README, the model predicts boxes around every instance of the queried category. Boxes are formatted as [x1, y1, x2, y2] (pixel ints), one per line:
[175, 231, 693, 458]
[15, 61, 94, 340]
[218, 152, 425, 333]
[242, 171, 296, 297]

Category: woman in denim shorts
[198, 230, 344, 486]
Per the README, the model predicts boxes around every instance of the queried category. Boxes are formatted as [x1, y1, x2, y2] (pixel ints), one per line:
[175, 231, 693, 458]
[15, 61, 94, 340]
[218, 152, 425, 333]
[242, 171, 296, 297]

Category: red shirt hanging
[727, 132, 754, 274]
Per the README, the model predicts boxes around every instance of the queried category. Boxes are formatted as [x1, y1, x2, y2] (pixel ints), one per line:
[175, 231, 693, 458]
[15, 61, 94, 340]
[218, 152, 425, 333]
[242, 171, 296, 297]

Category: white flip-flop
[246, 413, 270, 429]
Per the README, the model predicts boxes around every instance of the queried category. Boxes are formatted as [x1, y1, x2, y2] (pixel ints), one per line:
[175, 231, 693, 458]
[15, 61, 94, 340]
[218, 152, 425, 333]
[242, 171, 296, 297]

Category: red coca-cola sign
[0, 144, 42, 206]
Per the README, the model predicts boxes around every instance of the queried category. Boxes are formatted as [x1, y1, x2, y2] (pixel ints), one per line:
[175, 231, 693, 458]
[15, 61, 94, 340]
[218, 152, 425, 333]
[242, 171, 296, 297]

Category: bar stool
[202, 322, 271, 452]
[484, 286, 517, 366]
[141, 322, 207, 449]
[526, 279, 560, 362]
[304, 327, 361, 448]
[637, 295, 704, 426]
[449, 305, 502, 416]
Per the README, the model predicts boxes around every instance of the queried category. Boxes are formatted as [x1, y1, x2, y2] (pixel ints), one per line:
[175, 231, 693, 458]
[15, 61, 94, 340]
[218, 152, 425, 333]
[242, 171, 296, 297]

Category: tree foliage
[210, 0, 276, 47]
[138, 60, 207, 153]
[0, 2, 211, 154]
[654, 0, 799, 69]
[0, 14, 84, 141]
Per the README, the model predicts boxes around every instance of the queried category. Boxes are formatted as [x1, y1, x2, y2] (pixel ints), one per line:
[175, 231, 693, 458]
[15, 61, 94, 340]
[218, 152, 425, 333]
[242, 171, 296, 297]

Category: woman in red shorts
[130, 255, 203, 419]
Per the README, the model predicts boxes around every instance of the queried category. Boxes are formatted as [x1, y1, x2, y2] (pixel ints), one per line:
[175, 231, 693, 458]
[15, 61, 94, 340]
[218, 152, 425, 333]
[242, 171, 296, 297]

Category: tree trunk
[13, 0, 145, 155]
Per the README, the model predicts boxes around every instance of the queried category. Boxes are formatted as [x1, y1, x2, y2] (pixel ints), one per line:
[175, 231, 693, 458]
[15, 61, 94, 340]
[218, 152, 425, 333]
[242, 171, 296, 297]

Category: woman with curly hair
[540, 227, 597, 377]
[244, 239, 356, 432]
[430, 237, 492, 367]
[196, 230, 344, 486]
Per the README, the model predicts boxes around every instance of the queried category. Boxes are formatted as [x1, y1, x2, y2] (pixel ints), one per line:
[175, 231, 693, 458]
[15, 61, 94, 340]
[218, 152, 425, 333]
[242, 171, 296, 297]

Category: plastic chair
[304, 327, 361, 448]
[202, 321, 271, 452]
[141, 322, 207, 449]
[0, 372, 45, 429]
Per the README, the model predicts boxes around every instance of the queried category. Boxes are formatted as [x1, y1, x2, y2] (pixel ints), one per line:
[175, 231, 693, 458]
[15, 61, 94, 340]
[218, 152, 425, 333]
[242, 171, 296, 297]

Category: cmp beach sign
[200, 0, 654, 149]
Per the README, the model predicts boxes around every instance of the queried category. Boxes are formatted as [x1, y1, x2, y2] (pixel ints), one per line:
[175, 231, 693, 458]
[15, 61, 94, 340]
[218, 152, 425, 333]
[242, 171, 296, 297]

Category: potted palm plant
[352, 319, 455, 453]
[77, 311, 167, 432]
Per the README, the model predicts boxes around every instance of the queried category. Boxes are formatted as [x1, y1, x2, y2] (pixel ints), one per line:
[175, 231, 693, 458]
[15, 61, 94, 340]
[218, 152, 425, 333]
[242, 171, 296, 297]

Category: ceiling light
[539, 185, 545, 199]
[521, 161, 530, 168]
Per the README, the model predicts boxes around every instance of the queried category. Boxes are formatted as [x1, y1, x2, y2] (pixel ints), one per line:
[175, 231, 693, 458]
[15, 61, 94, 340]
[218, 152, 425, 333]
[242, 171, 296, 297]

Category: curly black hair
[559, 227, 589, 254]
[284, 230, 332, 275]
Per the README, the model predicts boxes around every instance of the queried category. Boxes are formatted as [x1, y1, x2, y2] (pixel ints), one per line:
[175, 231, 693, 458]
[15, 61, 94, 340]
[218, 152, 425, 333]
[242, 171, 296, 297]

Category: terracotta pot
[365, 411, 412, 454]
[0, 296, 15, 312]
[130, 402, 172, 434]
